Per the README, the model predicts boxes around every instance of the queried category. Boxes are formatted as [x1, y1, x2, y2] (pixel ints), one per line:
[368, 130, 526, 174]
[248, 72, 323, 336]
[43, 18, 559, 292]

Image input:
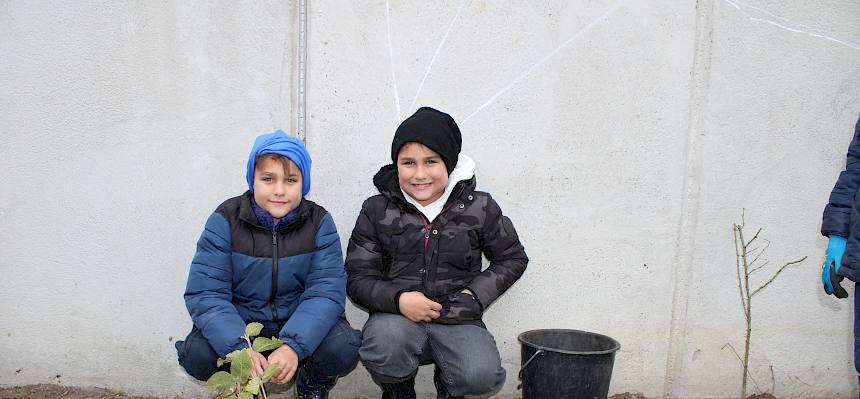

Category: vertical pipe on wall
[297, 0, 308, 141]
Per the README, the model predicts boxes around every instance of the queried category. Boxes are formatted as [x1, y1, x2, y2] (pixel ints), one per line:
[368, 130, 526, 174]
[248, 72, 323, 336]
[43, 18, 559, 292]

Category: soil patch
[606, 393, 777, 399]
[0, 384, 157, 399]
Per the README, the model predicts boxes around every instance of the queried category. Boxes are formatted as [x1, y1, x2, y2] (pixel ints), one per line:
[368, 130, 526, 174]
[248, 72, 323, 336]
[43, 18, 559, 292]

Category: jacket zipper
[270, 231, 279, 321]
[419, 214, 431, 250]
[417, 196, 464, 294]
[417, 198, 462, 250]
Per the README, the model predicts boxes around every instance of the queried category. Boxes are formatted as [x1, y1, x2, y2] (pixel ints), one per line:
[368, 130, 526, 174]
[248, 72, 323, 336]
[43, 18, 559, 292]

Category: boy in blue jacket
[175, 130, 360, 398]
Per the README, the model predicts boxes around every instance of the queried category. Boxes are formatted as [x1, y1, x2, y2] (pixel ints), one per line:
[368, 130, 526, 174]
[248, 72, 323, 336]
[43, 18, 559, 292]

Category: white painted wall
[1, 1, 858, 398]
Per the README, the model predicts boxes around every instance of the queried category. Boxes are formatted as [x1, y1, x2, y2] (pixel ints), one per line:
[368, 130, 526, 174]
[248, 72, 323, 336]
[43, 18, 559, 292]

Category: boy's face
[253, 156, 302, 222]
[397, 142, 449, 206]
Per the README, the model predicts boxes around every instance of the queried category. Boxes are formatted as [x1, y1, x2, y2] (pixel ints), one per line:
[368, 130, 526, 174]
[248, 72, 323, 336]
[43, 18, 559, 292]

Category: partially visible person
[821, 116, 860, 396]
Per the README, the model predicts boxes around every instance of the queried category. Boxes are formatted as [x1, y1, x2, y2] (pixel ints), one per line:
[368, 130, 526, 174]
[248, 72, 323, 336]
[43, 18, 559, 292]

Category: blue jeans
[359, 313, 506, 397]
[176, 317, 360, 385]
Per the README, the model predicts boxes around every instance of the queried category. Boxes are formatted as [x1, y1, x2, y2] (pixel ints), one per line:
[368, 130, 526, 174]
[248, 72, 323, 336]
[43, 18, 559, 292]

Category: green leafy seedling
[206, 322, 285, 399]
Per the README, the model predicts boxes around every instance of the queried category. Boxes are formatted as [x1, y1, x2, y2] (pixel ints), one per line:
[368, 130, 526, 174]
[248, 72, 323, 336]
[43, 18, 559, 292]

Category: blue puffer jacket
[822, 117, 860, 281]
[184, 192, 345, 359]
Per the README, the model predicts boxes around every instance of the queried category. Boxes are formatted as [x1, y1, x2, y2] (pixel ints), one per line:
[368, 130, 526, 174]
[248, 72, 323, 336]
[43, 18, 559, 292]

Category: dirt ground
[609, 393, 647, 399]
[607, 394, 774, 399]
[0, 385, 777, 399]
[0, 385, 157, 399]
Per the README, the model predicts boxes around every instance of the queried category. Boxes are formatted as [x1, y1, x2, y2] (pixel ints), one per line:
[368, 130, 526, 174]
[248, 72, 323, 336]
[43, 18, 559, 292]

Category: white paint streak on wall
[461, 0, 627, 125]
[407, 0, 469, 114]
[721, 0, 860, 51]
[385, 0, 402, 121]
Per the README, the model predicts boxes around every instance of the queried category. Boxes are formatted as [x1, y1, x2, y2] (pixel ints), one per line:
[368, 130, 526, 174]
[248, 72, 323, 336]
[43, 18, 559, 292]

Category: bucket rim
[517, 328, 621, 355]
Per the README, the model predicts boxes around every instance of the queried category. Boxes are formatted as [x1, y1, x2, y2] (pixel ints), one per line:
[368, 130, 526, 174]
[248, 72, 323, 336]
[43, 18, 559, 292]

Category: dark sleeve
[823, 117, 860, 237]
[466, 194, 528, 309]
[345, 198, 404, 314]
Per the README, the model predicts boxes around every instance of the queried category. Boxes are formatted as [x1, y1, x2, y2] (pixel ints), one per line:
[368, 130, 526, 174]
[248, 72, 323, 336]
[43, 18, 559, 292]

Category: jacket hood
[373, 154, 477, 209]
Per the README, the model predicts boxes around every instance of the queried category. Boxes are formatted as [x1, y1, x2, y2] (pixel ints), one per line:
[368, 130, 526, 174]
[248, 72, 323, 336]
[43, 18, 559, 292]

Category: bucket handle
[516, 349, 545, 389]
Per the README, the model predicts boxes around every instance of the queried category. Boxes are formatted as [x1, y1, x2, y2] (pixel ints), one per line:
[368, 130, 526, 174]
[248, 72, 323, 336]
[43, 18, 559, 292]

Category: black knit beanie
[391, 107, 462, 174]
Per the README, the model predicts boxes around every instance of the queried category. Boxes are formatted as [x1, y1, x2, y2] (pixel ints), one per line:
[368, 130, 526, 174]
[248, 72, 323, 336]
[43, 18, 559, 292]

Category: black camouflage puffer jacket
[345, 164, 528, 326]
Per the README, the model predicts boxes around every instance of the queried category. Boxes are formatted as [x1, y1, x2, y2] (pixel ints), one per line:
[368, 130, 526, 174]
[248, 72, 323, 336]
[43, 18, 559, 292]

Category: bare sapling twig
[721, 343, 763, 393]
[732, 211, 806, 398]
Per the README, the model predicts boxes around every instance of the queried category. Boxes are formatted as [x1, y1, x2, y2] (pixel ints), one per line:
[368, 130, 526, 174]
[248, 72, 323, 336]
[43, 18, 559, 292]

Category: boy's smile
[253, 156, 303, 223]
[397, 142, 449, 206]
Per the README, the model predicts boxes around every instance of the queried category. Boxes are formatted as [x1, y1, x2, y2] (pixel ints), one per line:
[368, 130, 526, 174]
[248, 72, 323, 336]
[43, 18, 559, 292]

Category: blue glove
[822, 235, 848, 298]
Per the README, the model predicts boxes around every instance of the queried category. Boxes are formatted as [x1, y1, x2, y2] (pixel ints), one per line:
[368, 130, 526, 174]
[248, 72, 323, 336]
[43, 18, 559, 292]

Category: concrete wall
[1, 1, 858, 398]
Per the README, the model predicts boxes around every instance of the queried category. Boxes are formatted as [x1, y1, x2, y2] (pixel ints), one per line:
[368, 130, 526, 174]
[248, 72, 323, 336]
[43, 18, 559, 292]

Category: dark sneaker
[263, 381, 292, 395]
[381, 377, 416, 399]
[295, 368, 332, 399]
[433, 368, 463, 399]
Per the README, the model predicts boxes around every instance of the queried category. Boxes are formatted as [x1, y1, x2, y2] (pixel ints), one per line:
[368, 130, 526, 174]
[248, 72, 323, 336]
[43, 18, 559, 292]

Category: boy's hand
[399, 291, 442, 322]
[267, 345, 299, 384]
[436, 292, 483, 324]
[823, 235, 849, 298]
[246, 348, 269, 378]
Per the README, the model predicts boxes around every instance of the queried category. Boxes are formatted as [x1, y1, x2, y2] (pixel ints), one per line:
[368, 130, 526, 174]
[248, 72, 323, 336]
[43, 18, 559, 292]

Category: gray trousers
[359, 313, 506, 397]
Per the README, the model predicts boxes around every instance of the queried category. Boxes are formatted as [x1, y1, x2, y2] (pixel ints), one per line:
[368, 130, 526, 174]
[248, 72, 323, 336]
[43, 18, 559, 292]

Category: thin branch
[722, 342, 744, 364]
[738, 225, 752, 325]
[751, 365, 763, 394]
[751, 257, 808, 297]
[745, 227, 763, 247]
[749, 260, 770, 275]
[721, 343, 763, 394]
[746, 244, 763, 256]
[749, 240, 772, 266]
[733, 225, 747, 314]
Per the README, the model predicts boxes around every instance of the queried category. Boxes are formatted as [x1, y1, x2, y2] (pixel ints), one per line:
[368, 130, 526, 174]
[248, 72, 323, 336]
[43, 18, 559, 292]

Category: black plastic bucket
[517, 329, 620, 399]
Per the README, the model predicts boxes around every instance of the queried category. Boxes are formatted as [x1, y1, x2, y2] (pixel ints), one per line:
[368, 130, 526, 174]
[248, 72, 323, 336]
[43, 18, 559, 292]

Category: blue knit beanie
[245, 130, 312, 196]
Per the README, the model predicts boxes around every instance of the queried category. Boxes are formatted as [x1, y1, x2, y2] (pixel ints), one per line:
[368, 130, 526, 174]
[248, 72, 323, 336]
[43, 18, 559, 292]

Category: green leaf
[262, 363, 282, 383]
[216, 358, 225, 367]
[206, 371, 234, 393]
[244, 377, 261, 395]
[245, 322, 263, 338]
[252, 336, 285, 353]
[229, 349, 252, 384]
[238, 392, 253, 399]
[224, 349, 242, 361]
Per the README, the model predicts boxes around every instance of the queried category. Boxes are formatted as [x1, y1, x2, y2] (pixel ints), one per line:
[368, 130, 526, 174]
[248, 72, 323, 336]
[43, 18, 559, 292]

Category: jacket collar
[238, 191, 308, 232]
[372, 163, 476, 213]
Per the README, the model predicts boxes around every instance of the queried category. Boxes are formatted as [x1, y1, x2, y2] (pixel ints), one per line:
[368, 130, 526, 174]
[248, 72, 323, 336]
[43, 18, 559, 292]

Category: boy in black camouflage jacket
[345, 107, 528, 398]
